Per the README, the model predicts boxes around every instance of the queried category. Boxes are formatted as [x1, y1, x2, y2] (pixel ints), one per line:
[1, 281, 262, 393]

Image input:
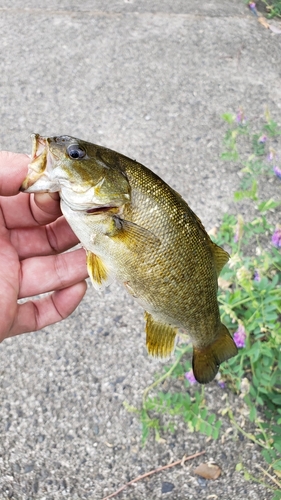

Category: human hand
[0, 151, 88, 342]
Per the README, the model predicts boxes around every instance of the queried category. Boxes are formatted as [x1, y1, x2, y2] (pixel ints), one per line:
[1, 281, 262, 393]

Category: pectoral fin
[86, 251, 114, 290]
[145, 312, 177, 357]
[192, 323, 238, 384]
[86, 213, 160, 249]
[110, 217, 161, 250]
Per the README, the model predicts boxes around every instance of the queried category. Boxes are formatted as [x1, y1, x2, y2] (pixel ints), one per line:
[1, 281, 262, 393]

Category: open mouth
[21, 134, 58, 193]
[30, 133, 47, 162]
[21, 136, 47, 191]
[86, 206, 118, 215]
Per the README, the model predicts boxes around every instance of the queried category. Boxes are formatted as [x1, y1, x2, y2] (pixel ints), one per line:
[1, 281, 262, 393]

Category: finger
[19, 247, 88, 298]
[10, 216, 80, 259]
[30, 192, 63, 225]
[7, 281, 87, 338]
[0, 152, 29, 195]
[1, 192, 62, 229]
[0, 151, 61, 224]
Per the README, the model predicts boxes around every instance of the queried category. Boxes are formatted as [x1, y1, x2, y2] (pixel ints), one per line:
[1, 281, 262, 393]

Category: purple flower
[273, 166, 281, 179]
[248, 2, 258, 15]
[272, 228, 281, 248]
[185, 369, 197, 385]
[267, 149, 278, 162]
[233, 323, 246, 348]
[236, 110, 246, 125]
[218, 380, 226, 389]
[253, 269, 261, 282]
[258, 134, 267, 143]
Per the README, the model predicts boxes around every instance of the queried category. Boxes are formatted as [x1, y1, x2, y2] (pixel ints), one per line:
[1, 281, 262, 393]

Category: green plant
[214, 111, 281, 483]
[260, 0, 281, 18]
[125, 110, 281, 498]
[246, 0, 281, 18]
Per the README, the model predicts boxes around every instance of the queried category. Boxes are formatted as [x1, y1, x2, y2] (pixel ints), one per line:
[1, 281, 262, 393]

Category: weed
[247, 1, 281, 18]
[125, 110, 281, 497]
[259, 0, 281, 18]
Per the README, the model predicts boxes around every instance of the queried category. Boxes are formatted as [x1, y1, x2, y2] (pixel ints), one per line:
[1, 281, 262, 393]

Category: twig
[228, 410, 269, 450]
[256, 464, 281, 489]
[101, 450, 205, 500]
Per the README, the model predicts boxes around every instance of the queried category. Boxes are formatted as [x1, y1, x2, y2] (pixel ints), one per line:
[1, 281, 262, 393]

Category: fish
[21, 134, 238, 383]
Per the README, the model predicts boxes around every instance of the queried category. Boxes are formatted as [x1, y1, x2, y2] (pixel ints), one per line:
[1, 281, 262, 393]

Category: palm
[0, 152, 88, 341]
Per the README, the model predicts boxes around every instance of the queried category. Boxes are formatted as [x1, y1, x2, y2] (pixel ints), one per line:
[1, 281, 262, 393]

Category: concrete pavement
[0, 1, 280, 498]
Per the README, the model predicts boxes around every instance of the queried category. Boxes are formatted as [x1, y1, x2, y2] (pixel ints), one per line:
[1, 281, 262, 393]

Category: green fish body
[22, 134, 237, 383]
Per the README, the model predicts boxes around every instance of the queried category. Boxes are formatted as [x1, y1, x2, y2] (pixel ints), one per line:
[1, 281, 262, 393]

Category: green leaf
[200, 408, 207, 420]
[262, 449, 275, 465]
[273, 459, 281, 472]
[270, 394, 281, 405]
[271, 425, 281, 439]
[205, 424, 212, 437]
[234, 180, 258, 201]
[221, 151, 239, 161]
[258, 199, 280, 213]
[263, 119, 281, 137]
[249, 406, 257, 422]
[208, 414, 216, 425]
[244, 470, 251, 481]
[252, 134, 266, 156]
[222, 112, 235, 124]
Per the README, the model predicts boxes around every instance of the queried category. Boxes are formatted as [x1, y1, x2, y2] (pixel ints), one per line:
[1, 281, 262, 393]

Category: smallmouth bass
[21, 134, 237, 383]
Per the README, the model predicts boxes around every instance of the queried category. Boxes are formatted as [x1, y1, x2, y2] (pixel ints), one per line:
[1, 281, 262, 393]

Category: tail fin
[192, 323, 238, 384]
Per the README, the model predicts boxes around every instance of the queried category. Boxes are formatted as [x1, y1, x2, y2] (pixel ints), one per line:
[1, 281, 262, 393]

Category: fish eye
[67, 144, 86, 159]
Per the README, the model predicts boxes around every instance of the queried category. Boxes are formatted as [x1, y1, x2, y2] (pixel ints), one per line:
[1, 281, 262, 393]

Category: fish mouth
[29, 133, 46, 162]
[21, 134, 53, 192]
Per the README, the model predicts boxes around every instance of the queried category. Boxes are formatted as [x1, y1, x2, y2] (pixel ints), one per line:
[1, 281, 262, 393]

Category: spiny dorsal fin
[145, 312, 177, 358]
[192, 323, 238, 384]
[86, 251, 114, 290]
[210, 241, 230, 276]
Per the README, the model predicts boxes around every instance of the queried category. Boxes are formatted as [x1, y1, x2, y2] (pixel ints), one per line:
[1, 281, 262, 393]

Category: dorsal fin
[185, 207, 230, 276]
[210, 241, 230, 276]
[186, 205, 230, 276]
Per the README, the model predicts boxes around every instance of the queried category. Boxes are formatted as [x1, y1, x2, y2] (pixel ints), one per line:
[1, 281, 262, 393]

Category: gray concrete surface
[0, 1, 280, 499]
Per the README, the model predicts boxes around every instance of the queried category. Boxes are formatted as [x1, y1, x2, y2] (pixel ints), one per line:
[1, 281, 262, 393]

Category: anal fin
[145, 312, 177, 358]
[86, 251, 113, 290]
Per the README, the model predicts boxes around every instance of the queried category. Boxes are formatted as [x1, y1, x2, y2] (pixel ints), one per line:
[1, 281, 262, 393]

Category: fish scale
[21, 134, 238, 383]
